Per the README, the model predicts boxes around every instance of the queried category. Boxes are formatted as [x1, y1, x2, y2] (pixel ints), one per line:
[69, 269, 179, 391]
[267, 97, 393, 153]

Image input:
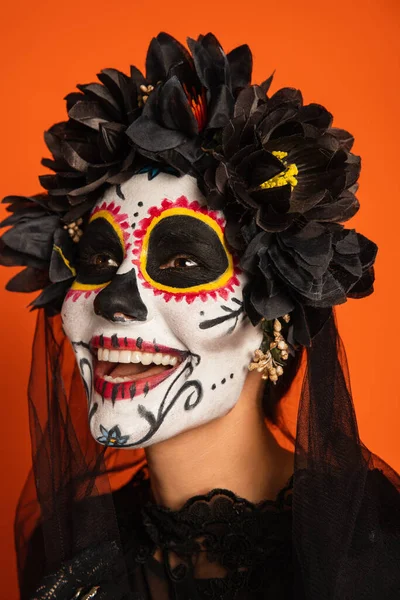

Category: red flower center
[183, 84, 207, 132]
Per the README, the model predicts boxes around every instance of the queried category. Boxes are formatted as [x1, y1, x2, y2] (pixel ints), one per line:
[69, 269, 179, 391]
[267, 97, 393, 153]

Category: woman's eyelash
[79, 247, 120, 267]
[159, 254, 202, 269]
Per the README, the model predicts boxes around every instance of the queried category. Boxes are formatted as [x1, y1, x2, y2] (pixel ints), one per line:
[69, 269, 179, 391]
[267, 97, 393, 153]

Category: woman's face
[62, 173, 262, 448]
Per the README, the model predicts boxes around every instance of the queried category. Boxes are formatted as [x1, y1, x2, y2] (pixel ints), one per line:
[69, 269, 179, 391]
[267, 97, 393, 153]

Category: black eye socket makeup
[76, 218, 124, 285]
[145, 215, 229, 288]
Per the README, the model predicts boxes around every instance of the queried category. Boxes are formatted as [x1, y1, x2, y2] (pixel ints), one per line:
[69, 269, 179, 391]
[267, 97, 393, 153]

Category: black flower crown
[0, 32, 377, 348]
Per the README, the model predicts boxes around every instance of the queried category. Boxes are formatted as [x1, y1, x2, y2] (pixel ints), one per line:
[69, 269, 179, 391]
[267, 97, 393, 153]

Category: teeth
[103, 375, 134, 383]
[153, 353, 163, 365]
[141, 353, 153, 366]
[131, 352, 141, 363]
[109, 350, 119, 362]
[119, 350, 132, 364]
[96, 347, 181, 367]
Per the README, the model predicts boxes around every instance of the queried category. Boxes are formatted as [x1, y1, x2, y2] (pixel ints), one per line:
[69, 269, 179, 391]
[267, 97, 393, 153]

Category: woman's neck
[145, 370, 294, 510]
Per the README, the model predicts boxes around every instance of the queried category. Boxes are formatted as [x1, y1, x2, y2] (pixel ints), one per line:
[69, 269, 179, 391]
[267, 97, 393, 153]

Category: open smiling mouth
[91, 336, 187, 401]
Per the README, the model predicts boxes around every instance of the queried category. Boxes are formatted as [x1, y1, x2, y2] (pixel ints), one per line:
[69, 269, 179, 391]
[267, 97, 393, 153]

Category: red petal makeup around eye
[65, 285, 107, 303]
[132, 196, 241, 304]
[90, 201, 132, 256]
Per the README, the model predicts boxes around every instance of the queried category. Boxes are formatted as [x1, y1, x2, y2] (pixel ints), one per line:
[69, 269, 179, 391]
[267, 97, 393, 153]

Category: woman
[1, 32, 399, 599]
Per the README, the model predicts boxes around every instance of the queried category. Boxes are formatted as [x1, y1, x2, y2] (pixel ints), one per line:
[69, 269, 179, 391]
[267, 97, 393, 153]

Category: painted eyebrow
[149, 219, 227, 258]
[153, 229, 216, 252]
[79, 219, 124, 253]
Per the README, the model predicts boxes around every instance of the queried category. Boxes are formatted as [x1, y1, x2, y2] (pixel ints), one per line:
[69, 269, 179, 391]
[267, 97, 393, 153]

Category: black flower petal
[30, 280, 74, 315]
[49, 229, 77, 283]
[6, 267, 50, 293]
[227, 44, 253, 92]
[146, 32, 191, 83]
[1, 210, 59, 260]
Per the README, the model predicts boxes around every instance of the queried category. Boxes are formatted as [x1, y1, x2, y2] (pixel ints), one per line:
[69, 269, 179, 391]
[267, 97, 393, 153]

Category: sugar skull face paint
[62, 173, 262, 448]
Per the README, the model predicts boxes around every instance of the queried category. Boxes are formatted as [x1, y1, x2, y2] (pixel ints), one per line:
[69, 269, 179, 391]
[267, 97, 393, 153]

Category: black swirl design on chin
[183, 380, 203, 410]
[125, 352, 202, 446]
[72, 340, 91, 352]
[71, 338, 203, 446]
[79, 357, 93, 400]
[89, 402, 98, 427]
[72, 339, 95, 412]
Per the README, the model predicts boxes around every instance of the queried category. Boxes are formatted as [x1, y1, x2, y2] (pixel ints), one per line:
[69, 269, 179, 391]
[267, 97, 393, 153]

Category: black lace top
[27, 472, 297, 600]
[116, 472, 295, 600]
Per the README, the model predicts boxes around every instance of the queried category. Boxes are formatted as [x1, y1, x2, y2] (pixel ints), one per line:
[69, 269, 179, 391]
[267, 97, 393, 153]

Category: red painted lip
[91, 335, 183, 356]
[91, 335, 187, 401]
[94, 364, 181, 401]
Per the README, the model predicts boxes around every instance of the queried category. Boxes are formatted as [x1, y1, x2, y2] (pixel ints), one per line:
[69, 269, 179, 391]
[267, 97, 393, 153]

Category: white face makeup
[62, 173, 262, 448]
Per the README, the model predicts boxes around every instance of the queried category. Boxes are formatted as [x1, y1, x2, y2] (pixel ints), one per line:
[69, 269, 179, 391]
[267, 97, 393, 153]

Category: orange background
[0, 0, 399, 596]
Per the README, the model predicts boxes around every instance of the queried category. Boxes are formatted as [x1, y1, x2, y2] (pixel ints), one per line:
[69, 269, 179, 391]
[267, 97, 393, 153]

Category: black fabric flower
[126, 32, 252, 167]
[201, 83, 376, 344]
[240, 221, 376, 346]
[0, 195, 78, 314]
[205, 84, 360, 237]
[38, 32, 252, 218]
[39, 65, 147, 221]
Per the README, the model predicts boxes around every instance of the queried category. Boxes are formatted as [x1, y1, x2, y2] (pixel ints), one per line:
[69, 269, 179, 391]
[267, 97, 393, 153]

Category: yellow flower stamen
[260, 150, 299, 190]
[272, 151, 288, 160]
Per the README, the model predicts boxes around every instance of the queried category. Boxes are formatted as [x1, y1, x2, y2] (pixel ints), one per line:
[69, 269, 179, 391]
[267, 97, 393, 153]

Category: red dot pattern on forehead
[132, 196, 240, 304]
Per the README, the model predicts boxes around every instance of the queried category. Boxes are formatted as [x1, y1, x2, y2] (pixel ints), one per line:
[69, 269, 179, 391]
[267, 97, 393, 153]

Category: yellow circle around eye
[140, 207, 234, 294]
[71, 209, 125, 293]
[70, 281, 111, 291]
[89, 210, 126, 250]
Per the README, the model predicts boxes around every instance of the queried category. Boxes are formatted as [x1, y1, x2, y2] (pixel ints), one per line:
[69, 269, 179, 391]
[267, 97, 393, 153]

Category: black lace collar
[139, 476, 293, 568]
[117, 472, 294, 596]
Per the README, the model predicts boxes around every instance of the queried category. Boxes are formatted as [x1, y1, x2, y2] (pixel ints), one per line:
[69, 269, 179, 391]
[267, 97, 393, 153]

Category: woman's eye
[91, 254, 119, 268]
[160, 256, 199, 269]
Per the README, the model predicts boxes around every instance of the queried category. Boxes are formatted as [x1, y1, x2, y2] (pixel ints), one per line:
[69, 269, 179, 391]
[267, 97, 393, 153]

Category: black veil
[15, 307, 400, 599]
